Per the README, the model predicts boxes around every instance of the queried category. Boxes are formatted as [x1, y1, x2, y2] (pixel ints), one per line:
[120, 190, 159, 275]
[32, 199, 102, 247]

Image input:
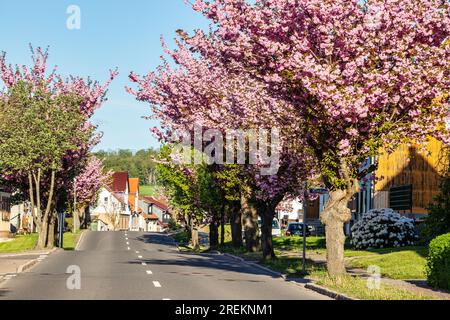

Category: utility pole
[302, 184, 308, 275]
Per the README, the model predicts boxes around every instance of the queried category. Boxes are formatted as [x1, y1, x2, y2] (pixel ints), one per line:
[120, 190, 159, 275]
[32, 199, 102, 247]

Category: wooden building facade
[357, 138, 447, 218]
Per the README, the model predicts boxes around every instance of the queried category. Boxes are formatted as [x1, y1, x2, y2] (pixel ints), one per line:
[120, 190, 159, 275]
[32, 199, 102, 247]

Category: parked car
[285, 222, 311, 237]
[257, 219, 282, 237]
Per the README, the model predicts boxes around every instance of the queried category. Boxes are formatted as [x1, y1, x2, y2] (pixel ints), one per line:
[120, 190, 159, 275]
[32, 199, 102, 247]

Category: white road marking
[138, 255, 143, 259]
[126, 242, 129, 245]
[127, 247, 130, 250]
[163, 298, 171, 301]
[135, 251, 140, 254]
[153, 281, 162, 288]
[142, 262, 147, 266]
[146, 270, 153, 275]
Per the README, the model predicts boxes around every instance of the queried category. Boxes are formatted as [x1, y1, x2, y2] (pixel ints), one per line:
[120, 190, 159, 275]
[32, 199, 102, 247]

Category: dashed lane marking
[146, 270, 153, 275]
[153, 281, 162, 288]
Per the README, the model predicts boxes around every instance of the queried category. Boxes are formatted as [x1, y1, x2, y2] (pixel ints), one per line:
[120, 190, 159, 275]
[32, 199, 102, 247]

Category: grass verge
[0, 234, 39, 253]
[62, 230, 86, 251]
[0, 230, 87, 253]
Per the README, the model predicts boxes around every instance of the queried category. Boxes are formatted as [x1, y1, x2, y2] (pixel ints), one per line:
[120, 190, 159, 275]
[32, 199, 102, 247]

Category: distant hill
[94, 149, 160, 187]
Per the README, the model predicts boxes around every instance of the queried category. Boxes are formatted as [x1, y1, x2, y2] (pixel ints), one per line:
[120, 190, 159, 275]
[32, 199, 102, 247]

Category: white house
[90, 172, 131, 231]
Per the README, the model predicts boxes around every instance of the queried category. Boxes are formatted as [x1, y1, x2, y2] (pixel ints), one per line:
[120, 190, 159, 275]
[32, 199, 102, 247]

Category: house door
[119, 215, 130, 231]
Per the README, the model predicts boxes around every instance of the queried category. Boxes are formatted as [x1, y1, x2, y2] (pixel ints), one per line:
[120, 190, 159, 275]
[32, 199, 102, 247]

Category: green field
[140, 185, 160, 197]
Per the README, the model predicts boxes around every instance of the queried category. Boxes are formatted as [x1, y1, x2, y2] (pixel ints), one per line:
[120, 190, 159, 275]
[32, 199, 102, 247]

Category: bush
[426, 233, 450, 290]
[351, 208, 417, 250]
[423, 177, 450, 241]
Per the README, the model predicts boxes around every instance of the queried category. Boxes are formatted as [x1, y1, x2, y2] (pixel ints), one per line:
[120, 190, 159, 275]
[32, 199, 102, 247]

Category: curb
[17, 259, 40, 273]
[16, 247, 59, 273]
[222, 253, 286, 278]
[305, 283, 356, 300]
[222, 252, 353, 300]
[75, 230, 88, 251]
[0, 247, 60, 285]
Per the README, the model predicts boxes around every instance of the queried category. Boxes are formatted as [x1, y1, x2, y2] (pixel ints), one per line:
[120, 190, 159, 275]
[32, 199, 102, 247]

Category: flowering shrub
[351, 209, 417, 250]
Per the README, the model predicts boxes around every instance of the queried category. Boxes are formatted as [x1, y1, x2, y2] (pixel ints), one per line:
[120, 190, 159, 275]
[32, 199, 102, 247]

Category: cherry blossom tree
[0, 46, 117, 248]
[128, 38, 314, 258]
[70, 156, 112, 232]
[186, 0, 450, 274]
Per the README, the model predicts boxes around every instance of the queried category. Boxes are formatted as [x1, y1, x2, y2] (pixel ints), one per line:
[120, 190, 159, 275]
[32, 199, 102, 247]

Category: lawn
[309, 272, 432, 300]
[0, 233, 39, 253]
[349, 248, 428, 280]
[0, 230, 86, 253]
[218, 235, 428, 281]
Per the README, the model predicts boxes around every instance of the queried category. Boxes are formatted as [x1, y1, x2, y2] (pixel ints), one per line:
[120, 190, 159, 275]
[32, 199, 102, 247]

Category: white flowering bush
[351, 208, 417, 250]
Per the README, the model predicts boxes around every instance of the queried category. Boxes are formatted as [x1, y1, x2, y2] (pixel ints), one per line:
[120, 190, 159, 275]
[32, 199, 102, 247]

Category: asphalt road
[0, 232, 329, 300]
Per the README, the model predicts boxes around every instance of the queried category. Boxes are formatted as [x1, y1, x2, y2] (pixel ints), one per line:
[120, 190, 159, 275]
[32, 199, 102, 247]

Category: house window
[104, 197, 109, 205]
[0, 196, 11, 221]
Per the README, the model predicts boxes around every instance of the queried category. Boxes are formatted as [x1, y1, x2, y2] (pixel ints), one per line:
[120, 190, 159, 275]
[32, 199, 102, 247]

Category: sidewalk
[0, 250, 54, 279]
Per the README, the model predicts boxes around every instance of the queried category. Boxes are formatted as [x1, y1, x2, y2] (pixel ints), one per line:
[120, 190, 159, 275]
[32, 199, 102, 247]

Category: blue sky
[0, 0, 209, 152]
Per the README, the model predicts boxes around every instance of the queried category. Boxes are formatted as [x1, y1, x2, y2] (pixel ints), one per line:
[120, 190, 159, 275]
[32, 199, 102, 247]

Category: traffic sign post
[58, 211, 66, 248]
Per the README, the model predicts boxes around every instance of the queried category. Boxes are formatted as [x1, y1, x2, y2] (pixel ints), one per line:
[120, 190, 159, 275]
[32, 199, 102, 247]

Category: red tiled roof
[109, 172, 129, 192]
[143, 214, 159, 220]
[139, 196, 169, 211]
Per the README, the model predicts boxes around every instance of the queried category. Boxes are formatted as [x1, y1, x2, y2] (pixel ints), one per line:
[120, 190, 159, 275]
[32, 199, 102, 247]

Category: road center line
[136, 251, 140, 254]
[127, 247, 130, 250]
[138, 255, 143, 259]
[142, 262, 147, 266]
[146, 270, 153, 275]
[153, 281, 162, 288]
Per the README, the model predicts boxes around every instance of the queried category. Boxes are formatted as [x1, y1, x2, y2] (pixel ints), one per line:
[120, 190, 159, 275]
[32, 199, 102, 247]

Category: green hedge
[426, 233, 450, 290]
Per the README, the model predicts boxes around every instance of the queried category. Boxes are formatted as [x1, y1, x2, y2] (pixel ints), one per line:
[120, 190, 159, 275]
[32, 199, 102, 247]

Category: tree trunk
[36, 219, 48, 250]
[241, 191, 259, 252]
[46, 215, 56, 249]
[73, 207, 80, 233]
[229, 201, 243, 248]
[209, 219, 219, 249]
[258, 203, 276, 260]
[320, 188, 355, 276]
[220, 204, 225, 246]
[191, 217, 200, 250]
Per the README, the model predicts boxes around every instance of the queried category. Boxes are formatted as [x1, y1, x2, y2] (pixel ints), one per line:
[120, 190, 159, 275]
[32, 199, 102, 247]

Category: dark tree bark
[257, 196, 284, 260]
[241, 191, 259, 252]
[229, 201, 243, 248]
[220, 203, 225, 246]
[258, 203, 276, 260]
[209, 218, 219, 249]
